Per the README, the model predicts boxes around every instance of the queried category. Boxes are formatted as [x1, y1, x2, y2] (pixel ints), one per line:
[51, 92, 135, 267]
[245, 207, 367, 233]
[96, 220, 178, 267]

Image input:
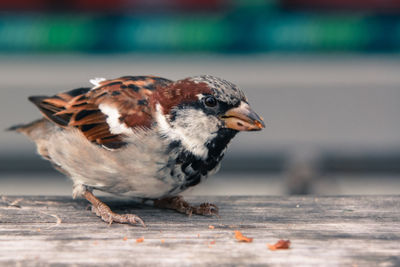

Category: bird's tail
[6, 119, 47, 139]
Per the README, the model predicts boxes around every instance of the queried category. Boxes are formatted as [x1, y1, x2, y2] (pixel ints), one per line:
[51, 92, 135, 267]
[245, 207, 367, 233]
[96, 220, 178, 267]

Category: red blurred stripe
[0, 0, 47, 10]
[174, 0, 223, 9]
[72, 0, 126, 11]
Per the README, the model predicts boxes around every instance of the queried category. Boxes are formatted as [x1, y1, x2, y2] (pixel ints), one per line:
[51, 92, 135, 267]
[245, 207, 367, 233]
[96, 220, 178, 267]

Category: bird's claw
[191, 202, 219, 216]
[91, 202, 145, 227]
[155, 196, 219, 217]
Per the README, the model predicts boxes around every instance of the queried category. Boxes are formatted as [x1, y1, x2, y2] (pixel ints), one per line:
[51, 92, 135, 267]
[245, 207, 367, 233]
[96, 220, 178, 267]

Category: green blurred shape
[0, 16, 40, 50]
[256, 15, 372, 51]
[0, 13, 396, 53]
[231, 0, 277, 11]
[117, 16, 232, 51]
[0, 15, 97, 51]
[46, 16, 96, 50]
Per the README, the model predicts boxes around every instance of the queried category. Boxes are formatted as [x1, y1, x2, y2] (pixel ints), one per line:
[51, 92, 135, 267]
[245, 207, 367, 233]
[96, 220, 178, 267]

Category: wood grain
[0, 195, 399, 266]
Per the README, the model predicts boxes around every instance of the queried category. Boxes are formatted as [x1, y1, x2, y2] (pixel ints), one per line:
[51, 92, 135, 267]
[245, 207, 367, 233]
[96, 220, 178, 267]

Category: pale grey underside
[23, 105, 227, 199]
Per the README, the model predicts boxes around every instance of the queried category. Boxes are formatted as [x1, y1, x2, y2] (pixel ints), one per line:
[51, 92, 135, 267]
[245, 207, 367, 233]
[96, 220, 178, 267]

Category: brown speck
[234, 230, 253, 243]
[267, 240, 291, 250]
[197, 234, 200, 238]
[136, 237, 144, 243]
[37, 228, 41, 232]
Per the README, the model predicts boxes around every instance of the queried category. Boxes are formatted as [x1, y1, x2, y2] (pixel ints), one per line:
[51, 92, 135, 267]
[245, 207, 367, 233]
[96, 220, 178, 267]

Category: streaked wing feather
[29, 76, 173, 149]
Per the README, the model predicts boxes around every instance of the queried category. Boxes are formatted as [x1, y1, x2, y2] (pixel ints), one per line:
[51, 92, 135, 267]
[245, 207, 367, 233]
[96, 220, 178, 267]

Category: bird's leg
[154, 195, 218, 216]
[83, 190, 145, 227]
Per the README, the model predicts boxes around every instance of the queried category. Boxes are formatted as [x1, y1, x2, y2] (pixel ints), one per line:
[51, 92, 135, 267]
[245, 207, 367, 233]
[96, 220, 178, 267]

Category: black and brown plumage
[10, 75, 265, 226]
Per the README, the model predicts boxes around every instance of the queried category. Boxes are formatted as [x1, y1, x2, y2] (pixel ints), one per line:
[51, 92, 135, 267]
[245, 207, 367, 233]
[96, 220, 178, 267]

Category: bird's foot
[154, 196, 218, 216]
[84, 191, 145, 227]
[90, 202, 145, 226]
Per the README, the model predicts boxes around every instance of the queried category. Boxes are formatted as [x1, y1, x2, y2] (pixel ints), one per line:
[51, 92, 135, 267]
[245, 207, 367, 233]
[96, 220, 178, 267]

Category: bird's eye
[204, 96, 217, 107]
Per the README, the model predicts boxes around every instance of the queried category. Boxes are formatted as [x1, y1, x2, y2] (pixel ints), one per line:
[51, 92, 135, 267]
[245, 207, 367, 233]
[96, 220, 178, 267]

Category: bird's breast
[160, 147, 225, 196]
[158, 128, 237, 196]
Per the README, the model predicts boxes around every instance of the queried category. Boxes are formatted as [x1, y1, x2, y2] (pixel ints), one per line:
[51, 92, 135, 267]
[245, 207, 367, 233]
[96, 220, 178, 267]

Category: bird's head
[153, 75, 265, 158]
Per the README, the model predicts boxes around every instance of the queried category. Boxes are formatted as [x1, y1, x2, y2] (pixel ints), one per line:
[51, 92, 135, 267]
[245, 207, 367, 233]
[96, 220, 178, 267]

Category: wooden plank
[0, 195, 399, 266]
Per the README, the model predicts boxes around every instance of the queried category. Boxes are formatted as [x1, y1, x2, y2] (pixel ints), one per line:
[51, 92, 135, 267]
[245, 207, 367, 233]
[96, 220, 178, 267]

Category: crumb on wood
[267, 240, 291, 250]
[234, 230, 253, 243]
[208, 225, 215, 229]
[123, 237, 128, 241]
[136, 237, 144, 243]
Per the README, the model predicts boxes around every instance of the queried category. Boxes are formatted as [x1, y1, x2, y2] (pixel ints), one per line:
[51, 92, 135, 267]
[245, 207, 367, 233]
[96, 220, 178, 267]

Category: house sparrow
[10, 75, 264, 226]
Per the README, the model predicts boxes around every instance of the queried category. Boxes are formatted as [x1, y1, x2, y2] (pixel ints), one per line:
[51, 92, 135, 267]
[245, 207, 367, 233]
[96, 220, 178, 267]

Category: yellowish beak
[220, 102, 265, 131]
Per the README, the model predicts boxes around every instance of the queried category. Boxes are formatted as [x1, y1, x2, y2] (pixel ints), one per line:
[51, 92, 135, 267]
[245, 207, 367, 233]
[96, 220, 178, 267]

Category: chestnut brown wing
[29, 76, 173, 149]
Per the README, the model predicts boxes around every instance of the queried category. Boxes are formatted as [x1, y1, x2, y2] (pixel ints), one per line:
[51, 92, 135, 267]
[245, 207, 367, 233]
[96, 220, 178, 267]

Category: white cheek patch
[89, 77, 106, 90]
[155, 104, 179, 140]
[99, 104, 133, 135]
[155, 103, 218, 159]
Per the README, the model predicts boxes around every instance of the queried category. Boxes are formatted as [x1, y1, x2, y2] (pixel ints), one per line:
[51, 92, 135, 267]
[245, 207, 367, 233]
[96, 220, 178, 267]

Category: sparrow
[10, 75, 265, 226]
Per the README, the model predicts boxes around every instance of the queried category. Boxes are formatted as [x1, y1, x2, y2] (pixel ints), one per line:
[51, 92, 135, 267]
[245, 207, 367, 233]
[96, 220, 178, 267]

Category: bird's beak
[220, 102, 265, 131]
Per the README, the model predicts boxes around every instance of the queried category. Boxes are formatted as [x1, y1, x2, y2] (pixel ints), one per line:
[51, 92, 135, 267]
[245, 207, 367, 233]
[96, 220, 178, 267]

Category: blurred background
[1, 0, 399, 196]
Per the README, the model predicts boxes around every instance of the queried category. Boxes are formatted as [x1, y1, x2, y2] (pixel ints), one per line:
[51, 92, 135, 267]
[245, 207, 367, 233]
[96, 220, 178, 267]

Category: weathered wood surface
[0, 195, 399, 266]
